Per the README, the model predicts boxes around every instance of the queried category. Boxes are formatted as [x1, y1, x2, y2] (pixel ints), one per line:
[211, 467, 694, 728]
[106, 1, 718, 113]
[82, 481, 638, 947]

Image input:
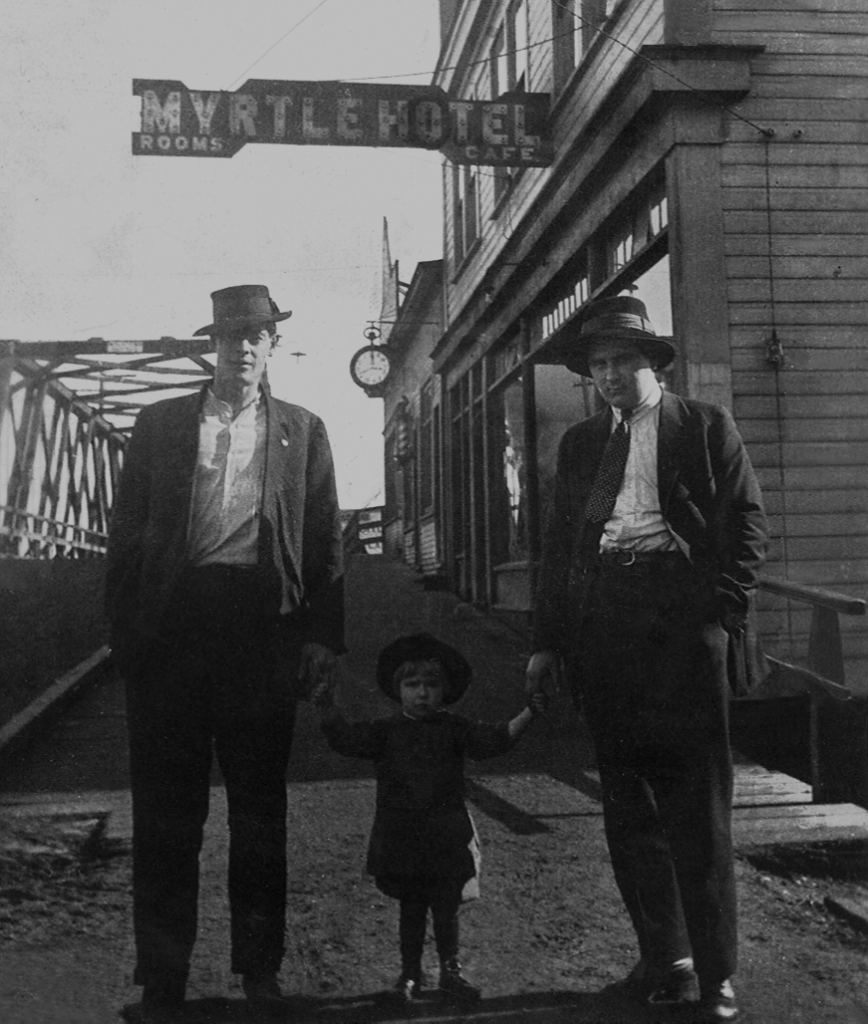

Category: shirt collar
[202, 385, 262, 420]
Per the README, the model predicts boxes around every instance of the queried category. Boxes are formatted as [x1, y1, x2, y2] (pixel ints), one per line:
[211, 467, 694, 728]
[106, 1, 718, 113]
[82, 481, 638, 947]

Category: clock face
[350, 346, 391, 387]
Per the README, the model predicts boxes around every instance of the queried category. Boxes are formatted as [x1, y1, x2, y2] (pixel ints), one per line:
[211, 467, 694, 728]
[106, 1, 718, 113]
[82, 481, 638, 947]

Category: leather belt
[597, 549, 684, 566]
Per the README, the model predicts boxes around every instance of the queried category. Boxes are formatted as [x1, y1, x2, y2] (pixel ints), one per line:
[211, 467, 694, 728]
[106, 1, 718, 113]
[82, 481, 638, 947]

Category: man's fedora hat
[194, 284, 292, 336]
[377, 633, 472, 705]
[564, 295, 675, 377]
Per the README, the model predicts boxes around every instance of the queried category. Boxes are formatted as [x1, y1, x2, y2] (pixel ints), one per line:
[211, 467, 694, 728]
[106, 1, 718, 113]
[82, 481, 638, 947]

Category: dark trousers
[124, 566, 297, 985]
[572, 556, 737, 983]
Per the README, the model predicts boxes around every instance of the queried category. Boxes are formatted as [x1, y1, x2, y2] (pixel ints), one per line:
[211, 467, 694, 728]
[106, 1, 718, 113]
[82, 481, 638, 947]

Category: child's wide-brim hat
[377, 633, 472, 705]
[194, 284, 292, 336]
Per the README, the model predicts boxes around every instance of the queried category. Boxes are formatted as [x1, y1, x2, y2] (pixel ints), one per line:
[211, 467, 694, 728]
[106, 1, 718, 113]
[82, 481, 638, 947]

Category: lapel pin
[280, 437, 289, 447]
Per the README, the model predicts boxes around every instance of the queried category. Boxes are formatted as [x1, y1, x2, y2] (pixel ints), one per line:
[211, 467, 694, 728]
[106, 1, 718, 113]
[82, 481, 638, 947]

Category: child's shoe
[391, 971, 422, 1004]
[438, 958, 481, 1002]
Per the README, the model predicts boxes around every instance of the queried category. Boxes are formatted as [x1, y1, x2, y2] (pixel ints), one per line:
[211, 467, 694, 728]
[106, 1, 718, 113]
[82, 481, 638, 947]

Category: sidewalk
[1, 555, 867, 1023]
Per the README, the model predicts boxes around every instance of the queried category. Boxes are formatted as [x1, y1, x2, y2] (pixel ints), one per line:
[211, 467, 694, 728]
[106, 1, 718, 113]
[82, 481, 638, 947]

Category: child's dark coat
[322, 710, 515, 897]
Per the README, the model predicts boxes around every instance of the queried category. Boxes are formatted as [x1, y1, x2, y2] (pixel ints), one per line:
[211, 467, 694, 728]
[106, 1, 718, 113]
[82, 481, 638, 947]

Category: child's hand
[527, 690, 550, 717]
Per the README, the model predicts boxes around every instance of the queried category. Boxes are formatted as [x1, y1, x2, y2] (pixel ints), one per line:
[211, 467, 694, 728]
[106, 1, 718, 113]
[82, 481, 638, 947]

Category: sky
[0, 0, 445, 508]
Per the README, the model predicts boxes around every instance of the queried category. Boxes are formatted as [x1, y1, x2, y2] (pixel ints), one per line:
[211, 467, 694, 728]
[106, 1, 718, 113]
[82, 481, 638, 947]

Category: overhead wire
[225, 0, 332, 90]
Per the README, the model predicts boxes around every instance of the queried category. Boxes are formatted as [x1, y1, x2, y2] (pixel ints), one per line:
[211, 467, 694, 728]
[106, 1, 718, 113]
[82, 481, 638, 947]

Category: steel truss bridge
[0, 338, 216, 558]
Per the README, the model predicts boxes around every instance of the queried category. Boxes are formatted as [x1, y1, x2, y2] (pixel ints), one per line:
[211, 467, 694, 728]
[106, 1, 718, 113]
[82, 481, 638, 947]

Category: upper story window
[491, 0, 530, 209]
[606, 180, 668, 276]
[552, 0, 620, 94]
[451, 162, 480, 271]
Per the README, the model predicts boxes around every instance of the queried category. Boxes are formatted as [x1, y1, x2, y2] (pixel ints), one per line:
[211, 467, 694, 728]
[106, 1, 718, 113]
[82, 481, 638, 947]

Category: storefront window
[486, 376, 528, 565]
[534, 363, 596, 519]
[502, 379, 527, 560]
[626, 253, 672, 336]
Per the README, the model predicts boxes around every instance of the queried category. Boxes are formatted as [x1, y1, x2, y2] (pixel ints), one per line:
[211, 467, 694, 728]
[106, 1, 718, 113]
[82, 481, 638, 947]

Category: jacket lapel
[657, 390, 685, 513]
[166, 392, 202, 513]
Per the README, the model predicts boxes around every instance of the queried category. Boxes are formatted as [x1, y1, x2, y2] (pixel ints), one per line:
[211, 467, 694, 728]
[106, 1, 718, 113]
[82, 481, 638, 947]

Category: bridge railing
[732, 576, 868, 808]
[0, 505, 107, 558]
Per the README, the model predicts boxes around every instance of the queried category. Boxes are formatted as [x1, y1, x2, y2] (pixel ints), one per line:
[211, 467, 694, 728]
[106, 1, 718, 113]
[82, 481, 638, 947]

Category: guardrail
[732, 576, 868, 808]
[0, 506, 107, 558]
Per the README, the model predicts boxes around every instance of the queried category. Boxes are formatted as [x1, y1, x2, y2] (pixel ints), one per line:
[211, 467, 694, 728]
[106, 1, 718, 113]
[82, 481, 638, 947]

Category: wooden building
[380, 0, 867, 684]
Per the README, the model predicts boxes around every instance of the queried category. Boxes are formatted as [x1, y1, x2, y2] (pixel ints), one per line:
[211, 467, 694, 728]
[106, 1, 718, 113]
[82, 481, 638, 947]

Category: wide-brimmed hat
[194, 284, 292, 337]
[564, 296, 675, 377]
[377, 633, 472, 705]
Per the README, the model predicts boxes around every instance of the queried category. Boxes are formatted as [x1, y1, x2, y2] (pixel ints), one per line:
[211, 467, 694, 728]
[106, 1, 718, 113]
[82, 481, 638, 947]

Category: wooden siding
[443, 0, 665, 326]
[713, 0, 868, 686]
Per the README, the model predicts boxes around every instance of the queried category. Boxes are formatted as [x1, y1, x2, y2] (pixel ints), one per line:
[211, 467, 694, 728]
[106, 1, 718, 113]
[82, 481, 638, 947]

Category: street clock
[350, 345, 392, 389]
[350, 325, 392, 396]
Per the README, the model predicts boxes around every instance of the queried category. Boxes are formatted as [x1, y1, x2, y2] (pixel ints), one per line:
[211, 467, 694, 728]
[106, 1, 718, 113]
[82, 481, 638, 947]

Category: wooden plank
[735, 372, 868, 397]
[727, 256, 868, 281]
[745, 75, 868, 100]
[732, 342, 868, 371]
[734, 802, 868, 824]
[736, 393, 868, 418]
[729, 300, 868, 324]
[715, 12, 868, 33]
[743, 513, 867, 537]
[753, 486, 868, 514]
[732, 803, 868, 846]
[753, 464, 867, 489]
[722, 142, 868, 167]
[725, 235, 868, 257]
[723, 171, 868, 194]
[715, 0, 867, 11]
[726, 119, 868, 144]
[728, 279, 865, 304]
[0, 646, 112, 757]
[724, 193, 868, 217]
[749, 53, 868, 77]
[768, 535, 868, 562]
[728, 98, 868, 122]
[716, 32, 868, 57]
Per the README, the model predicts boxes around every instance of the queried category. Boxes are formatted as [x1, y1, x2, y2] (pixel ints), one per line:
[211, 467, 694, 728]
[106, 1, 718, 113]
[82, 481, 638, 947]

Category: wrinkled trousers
[571, 555, 737, 983]
[123, 566, 297, 986]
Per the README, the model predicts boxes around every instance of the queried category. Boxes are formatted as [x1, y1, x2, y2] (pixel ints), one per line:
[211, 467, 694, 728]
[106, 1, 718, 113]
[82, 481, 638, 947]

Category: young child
[313, 632, 546, 1004]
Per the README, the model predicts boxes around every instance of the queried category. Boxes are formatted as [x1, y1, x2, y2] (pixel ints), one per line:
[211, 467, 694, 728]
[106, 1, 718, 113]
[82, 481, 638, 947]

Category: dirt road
[1, 557, 867, 1022]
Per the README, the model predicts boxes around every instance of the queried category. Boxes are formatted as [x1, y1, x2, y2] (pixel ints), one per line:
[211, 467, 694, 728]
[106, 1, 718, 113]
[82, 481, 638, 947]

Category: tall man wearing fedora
[526, 295, 768, 1022]
[106, 285, 345, 1022]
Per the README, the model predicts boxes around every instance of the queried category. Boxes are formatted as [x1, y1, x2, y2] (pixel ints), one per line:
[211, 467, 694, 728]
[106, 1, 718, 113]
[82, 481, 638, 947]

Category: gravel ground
[2, 557, 868, 1022]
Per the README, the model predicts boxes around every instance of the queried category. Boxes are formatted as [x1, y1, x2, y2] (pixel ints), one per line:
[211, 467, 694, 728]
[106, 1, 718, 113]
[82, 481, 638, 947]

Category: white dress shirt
[599, 383, 680, 553]
[186, 388, 267, 566]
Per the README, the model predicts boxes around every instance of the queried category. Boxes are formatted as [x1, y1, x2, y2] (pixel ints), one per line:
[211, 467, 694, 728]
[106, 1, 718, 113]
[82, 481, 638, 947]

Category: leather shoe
[121, 978, 187, 1023]
[438, 958, 481, 1002]
[391, 971, 422, 1004]
[698, 979, 739, 1020]
[242, 973, 293, 1019]
[624, 959, 696, 1004]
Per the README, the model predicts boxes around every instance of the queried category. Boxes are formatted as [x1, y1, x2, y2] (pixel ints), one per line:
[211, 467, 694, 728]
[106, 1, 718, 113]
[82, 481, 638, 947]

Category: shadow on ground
[176, 983, 680, 1023]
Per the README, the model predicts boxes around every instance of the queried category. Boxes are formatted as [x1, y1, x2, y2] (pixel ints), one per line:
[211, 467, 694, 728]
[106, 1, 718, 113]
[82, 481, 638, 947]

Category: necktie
[585, 409, 632, 523]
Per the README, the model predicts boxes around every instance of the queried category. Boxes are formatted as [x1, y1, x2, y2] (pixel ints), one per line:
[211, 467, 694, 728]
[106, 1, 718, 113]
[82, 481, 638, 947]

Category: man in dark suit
[106, 285, 344, 1022]
[526, 296, 767, 1023]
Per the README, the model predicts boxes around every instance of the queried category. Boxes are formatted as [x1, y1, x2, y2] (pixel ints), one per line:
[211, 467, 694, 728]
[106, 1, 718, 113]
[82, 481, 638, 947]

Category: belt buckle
[616, 549, 636, 566]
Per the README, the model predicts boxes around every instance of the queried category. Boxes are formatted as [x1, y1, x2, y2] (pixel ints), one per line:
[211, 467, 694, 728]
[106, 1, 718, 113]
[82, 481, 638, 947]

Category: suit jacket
[105, 381, 345, 674]
[532, 391, 768, 679]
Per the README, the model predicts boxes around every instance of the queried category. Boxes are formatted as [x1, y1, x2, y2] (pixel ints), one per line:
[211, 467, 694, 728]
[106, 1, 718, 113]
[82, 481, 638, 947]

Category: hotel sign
[132, 79, 552, 167]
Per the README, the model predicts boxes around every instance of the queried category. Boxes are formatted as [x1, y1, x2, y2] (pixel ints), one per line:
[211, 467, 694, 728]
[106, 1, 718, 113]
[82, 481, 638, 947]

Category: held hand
[527, 690, 550, 717]
[298, 642, 336, 697]
[310, 676, 336, 711]
[525, 649, 562, 698]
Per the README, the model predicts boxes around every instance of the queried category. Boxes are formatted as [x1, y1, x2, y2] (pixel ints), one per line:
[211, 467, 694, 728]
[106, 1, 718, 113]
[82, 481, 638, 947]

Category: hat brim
[377, 633, 472, 705]
[193, 310, 292, 337]
[566, 333, 675, 377]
